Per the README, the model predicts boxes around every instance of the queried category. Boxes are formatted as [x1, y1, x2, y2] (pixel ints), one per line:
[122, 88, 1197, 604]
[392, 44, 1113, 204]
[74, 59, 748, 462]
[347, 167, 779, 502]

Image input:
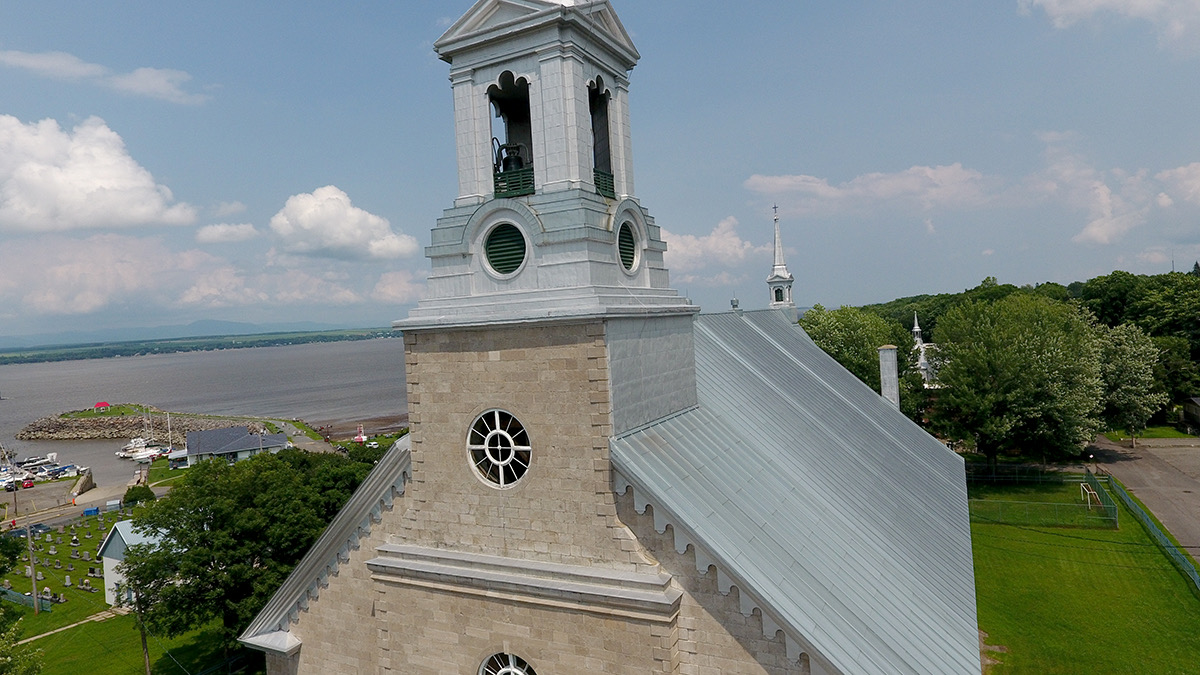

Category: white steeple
[396, 0, 693, 331]
[767, 204, 795, 312]
[912, 312, 922, 344]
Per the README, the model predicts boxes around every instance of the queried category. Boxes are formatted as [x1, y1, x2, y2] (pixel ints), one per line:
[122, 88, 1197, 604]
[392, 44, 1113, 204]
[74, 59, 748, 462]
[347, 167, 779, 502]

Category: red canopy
[94, 402, 110, 409]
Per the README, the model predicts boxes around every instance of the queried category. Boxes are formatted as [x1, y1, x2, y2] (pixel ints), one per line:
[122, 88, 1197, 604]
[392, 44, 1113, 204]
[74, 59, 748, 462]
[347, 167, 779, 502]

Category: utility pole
[26, 526, 38, 615]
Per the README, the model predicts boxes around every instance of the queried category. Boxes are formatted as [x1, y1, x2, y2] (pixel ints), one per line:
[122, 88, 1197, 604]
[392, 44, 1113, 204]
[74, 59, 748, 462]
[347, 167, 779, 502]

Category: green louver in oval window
[618, 222, 636, 271]
[485, 223, 526, 275]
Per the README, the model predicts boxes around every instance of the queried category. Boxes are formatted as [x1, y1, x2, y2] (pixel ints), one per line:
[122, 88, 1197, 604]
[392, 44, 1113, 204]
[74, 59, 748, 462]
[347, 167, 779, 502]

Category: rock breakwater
[17, 408, 269, 446]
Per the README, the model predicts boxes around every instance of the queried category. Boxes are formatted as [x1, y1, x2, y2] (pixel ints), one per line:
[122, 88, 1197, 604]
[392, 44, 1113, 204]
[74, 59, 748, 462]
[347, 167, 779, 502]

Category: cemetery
[2, 510, 131, 628]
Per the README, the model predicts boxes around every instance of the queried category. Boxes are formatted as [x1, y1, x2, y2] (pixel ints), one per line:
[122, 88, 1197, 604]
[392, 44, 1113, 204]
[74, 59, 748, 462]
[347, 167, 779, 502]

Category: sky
[2, 0, 1199, 339]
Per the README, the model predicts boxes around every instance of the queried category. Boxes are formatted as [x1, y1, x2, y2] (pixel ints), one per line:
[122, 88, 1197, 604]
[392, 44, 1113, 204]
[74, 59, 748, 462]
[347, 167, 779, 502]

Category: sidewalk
[16, 606, 130, 645]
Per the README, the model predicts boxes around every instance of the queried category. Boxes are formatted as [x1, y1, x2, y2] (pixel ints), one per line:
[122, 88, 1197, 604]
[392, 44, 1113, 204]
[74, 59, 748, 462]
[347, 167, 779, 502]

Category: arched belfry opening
[489, 71, 534, 198]
[589, 77, 614, 198]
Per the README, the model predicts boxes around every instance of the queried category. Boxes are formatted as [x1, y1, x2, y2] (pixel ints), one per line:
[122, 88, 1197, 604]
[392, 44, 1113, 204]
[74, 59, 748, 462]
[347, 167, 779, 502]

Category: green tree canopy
[120, 448, 376, 647]
[1099, 323, 1168, 444]
[931, 294, 1103, 464]
[0, 535, 42, 675]
[799, 304, 926, 420]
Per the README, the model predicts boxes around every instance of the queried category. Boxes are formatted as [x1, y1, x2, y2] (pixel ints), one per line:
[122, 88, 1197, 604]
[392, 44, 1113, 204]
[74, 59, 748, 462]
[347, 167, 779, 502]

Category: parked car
[29, 523, 50, 535]
[2, 481, 16, 492]
[5, 528, 27, 538]
[21, 479, 34, 489]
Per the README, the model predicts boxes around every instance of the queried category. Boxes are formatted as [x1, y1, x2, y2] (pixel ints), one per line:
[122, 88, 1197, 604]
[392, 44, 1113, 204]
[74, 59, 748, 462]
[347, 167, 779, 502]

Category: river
[0, 338, 408, 487]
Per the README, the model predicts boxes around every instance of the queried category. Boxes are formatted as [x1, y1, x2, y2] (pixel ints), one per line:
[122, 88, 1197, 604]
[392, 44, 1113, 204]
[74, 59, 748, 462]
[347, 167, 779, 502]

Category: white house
[98, 520, 161, 607]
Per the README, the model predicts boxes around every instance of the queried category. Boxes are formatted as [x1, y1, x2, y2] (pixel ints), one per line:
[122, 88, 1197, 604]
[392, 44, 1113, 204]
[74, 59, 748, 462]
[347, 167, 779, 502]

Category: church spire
[767, 204, 795, 311]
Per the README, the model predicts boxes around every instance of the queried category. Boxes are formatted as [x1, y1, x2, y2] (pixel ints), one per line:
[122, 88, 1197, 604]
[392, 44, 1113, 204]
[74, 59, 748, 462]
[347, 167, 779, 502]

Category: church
[240, 1, 979, 673]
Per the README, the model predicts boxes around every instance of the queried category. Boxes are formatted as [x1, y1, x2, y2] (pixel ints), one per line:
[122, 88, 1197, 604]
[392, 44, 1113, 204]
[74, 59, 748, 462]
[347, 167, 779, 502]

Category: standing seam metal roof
[610, 309, 978, 674]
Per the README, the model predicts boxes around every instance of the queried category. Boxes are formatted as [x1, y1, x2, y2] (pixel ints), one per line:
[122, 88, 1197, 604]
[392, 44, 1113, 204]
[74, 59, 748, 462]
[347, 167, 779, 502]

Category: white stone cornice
[367, 543, 682, 623]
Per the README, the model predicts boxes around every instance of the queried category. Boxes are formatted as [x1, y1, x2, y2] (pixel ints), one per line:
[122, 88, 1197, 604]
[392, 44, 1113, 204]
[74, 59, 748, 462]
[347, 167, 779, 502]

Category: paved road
[1092, 435, 1200, 567]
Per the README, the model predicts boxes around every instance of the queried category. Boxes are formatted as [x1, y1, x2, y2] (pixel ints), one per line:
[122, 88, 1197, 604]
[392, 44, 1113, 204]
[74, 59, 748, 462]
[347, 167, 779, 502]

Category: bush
[124, 485, 156, 505]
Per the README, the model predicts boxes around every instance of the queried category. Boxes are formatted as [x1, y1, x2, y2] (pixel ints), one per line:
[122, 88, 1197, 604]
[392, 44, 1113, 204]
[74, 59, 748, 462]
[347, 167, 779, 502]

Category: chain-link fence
[0, 586, 53, 612]
[1106, 476, 1200, 594]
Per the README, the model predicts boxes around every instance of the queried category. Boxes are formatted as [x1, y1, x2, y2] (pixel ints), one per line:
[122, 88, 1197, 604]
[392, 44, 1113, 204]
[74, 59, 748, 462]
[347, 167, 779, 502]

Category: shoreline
[15, 405, 407, 445]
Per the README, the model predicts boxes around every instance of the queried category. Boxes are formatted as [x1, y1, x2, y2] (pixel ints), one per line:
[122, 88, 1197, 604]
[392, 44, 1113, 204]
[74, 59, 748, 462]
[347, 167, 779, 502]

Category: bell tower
[400, 0, 692, 328]
[766, 205, 795, 314]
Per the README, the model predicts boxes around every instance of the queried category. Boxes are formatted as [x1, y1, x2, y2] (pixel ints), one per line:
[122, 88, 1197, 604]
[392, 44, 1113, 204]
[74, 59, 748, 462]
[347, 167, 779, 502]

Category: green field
[1103, 425, 1195, 442]
[28, 616, 264, 675]
[973, 481, 1200, 673]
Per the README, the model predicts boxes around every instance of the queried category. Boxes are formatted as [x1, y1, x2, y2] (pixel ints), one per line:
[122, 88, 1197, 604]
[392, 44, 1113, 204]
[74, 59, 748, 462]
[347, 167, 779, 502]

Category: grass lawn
[973, 482, 1200, 673]
[1103, 425, 1195, 442]
[30, 616, 265, 675]
[146, 458, 186, 486]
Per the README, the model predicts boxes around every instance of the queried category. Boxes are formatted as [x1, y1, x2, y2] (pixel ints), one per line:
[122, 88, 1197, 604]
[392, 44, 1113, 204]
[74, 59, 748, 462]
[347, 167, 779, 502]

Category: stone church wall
[400, 321, 653, 572]
[617, 490, 810, 675]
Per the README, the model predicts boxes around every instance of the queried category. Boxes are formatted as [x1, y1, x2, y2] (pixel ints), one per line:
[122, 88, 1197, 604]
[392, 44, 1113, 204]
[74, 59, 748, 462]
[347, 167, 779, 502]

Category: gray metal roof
[610, 309, 978, 674]
[186, 426, 288, 456]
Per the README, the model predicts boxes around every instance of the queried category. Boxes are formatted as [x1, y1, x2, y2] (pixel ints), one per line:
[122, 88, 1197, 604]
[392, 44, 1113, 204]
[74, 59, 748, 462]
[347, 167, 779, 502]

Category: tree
[931, 294, 1103, 466]
[1191, 261, 1200, 277]
[123, 485, 156, 505]
[1099, 324, 1168, 446]
[120, 448, 374, 647]
[1151, 335, 1200, 405]
[800, 304, 926, 421]
[0, 535, 42, 675]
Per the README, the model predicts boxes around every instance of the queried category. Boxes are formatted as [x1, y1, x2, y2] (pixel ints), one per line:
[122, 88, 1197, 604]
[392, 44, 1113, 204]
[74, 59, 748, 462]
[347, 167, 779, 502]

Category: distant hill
[0, 320, 350, 350]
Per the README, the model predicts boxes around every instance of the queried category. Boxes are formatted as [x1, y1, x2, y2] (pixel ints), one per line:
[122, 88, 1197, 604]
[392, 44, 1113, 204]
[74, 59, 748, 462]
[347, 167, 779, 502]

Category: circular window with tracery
[468, 410, 531, 488]
[479, 653, 536, 675]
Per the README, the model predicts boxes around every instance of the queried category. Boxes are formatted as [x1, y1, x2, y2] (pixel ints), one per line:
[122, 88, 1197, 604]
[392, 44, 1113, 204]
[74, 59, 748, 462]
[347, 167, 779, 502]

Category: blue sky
[2, 0, 1199, 338]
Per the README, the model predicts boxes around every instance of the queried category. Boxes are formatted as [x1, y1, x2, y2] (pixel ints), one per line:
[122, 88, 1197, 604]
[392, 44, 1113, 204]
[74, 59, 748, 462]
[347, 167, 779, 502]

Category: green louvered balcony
[594, 169, 616, 199]
[493, 167, 535, 198]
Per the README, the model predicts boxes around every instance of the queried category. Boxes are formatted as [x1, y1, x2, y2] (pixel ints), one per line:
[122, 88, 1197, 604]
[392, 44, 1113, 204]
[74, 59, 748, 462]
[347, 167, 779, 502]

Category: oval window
[617, 221, 637, 271]
[485, 223, 526, 276]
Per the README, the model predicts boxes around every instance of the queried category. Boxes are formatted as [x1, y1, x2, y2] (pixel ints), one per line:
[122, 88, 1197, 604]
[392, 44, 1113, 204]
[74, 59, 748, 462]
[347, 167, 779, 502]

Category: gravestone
[55, 536, 62, 544]
[85, 531, 92, 539]
[1, 579, 10, 590]
[70, 550, 79, 559]
[81, 578, 91, 589]
[23, 566, 30, 577]
[48, 546, 56, 555]
[54, 560, 61, 569]
[35, 571, 43, 581]
[67, 563, 74, 571]
[70, 536, 79, 547]
[64, 575, 71, 587]
[82, 551, 90, 561]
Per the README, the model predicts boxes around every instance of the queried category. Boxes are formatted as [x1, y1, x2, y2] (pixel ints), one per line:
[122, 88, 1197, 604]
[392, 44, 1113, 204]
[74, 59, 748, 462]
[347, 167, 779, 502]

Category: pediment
[436, 0, 639, 67]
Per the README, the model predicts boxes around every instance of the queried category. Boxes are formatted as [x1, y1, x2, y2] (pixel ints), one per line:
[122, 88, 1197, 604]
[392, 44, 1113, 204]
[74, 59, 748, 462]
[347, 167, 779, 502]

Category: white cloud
[107, 67, 207, 105]
[1156, 163, 1200, 205]
[196, 223, 258, 244]
[0, 115, 197, 232]
[0, 232, 375, 316]
[0, 235, 215, 315]
[662, 217, 771, 286]
[0, 50, 106, 79]
[745, 163, 991, 216]
[1032, 140, 1149, 244]
[214, 201, 246, 217]
[1137, 247, 1170, 264]
[178, 268, 361, 308]
[371, 270, 424, 304]
[269, 185, 418, 260]
[0, 49, 208, 103]
[1019, 0, 1200, 52]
